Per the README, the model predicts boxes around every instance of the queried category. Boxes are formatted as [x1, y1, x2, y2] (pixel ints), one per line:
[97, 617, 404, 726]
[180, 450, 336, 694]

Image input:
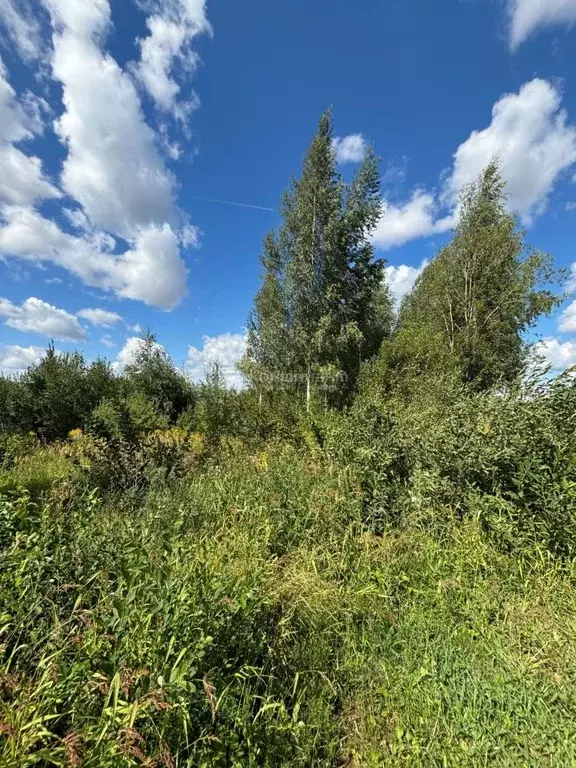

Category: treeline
[0, 110, 566, 446]
[0, 337, 266, 446]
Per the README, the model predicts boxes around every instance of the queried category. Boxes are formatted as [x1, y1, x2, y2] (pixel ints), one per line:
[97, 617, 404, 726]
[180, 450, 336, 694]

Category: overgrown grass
[1, 442, 576, 766]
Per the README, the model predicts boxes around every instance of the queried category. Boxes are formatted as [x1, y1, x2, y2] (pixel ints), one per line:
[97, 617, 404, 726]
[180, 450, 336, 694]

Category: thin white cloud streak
[188, 195, 275, 212]
[77, 308, 123, 328]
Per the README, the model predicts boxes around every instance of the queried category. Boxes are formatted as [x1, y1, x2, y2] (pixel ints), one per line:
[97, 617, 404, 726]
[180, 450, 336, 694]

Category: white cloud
[0, 0, 43, 61]
[134, 0, 210, 118]
[0, 206, 188, 310]
[374, 79, 576, 250]
[509, 0, 576, 50]
[446, 79, 576, 223]
[567, 201, 576, 211]
[0, 144, 61, 206]
[0, 59, 60, 206]
[0, 59, 47, 143]
[115, 224, 188, 307]
[45, 3, 176, 237]
[331, 134, 367, 164]
[42, 0, 111, 38]
[558, 300, 576, 333]
[385, 259, 429, 307]
[536, 337, 576, 371]
[77, 308, 123, 328]
[373, 191, 452, 250]
[186, 332, 246, 388]
[567, 262, 576, 293]
[0, 0, 204, 309]
[0, 343, 45, 373]
[0, 296, 85, 340]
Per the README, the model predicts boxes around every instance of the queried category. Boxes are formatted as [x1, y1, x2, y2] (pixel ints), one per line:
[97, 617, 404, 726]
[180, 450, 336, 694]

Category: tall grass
[2, 441, 576, 766]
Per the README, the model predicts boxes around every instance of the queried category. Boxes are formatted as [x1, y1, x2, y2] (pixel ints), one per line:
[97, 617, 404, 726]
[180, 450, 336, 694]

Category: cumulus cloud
[44, 0, 176, 236]
[77, 308, 123, 328]
[0, 0, 204, 308]
[134, 0, 210, 118]
[0, 206, 188, 311]
[373, 192, 453, 250]
[0, 296, 85, 340]
[536, 337, 576, 371]
[0, 343, 46, 373]
[113, 224, 188, 307]
[385, 259, 429, 307]
[331, 134, 368, 164]
[187, 332, 247, 388]
[373, 79, 576, 250]
[0, 144, 61, 206]
[508, 0, 576, 50]
[445, 79, 576, 223]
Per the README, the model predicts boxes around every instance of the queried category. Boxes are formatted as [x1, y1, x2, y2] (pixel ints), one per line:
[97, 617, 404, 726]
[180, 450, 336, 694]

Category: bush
[324, 369, 576, 554]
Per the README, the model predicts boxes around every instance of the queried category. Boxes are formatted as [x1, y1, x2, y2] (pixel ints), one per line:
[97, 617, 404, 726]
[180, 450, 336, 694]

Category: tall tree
[396, 161, 561, 389]
[243, 110, 392, 409]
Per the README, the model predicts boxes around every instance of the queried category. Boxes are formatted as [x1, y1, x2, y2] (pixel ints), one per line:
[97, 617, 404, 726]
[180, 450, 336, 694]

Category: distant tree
[21, 344, 117, 439]
[243, 110, 392, 410]
[396, 161, 561, 389]
[124, 330, 194, 421]
[194, 362, 236, 445]
[0, 375, 31, 433]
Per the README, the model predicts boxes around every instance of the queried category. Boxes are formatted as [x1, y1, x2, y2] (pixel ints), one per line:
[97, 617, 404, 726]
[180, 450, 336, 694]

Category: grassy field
[2, 441, 576, 766]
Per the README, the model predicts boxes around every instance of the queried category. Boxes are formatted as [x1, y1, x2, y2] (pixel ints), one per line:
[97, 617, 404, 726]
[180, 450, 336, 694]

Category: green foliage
[11, 345, 118, 440]
[192, 362, 237, 446]
[3, 441, 576, 765]
[325, 366, 576, 555]
[386, 162, 562, 391]
[0, 375, 32, 433]
[244, 110, 392, 410]
[124, 329, 194, 421]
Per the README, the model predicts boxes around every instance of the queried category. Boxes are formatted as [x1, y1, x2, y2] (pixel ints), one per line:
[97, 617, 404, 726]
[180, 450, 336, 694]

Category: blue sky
[1, 0, 576, 383]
